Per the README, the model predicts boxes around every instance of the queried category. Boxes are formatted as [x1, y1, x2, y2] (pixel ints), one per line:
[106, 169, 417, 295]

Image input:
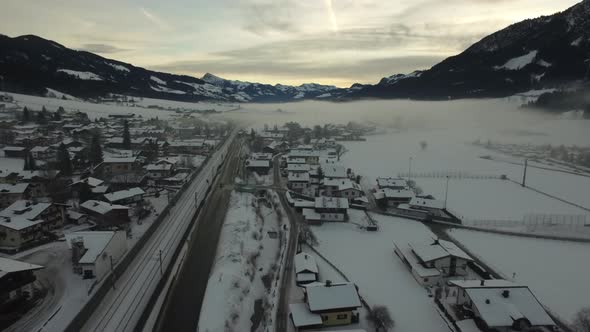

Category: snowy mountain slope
[0, 35, 339, 103]
[347, 0, 590, 100]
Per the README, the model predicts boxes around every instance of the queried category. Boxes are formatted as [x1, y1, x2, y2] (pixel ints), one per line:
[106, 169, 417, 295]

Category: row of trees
[21, 106, 66, 124]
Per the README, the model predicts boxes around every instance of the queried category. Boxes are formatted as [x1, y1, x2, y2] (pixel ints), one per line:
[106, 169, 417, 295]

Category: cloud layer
[0, 0, 581, 86]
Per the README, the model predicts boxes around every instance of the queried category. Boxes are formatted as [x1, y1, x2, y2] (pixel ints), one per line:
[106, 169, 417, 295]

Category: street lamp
[408, 156, 413, 181]
[444, 176, 450, 209]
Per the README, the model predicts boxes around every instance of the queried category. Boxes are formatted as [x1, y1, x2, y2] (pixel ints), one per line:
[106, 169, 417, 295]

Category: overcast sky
[0, 0, 581, 87]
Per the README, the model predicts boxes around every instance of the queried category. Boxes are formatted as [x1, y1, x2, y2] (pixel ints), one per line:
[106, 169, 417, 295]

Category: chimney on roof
[326, 280, 332, 287]
[502, 290, 510, 298]
[485, 299, 490, 304]
[480, 280, 485, 286]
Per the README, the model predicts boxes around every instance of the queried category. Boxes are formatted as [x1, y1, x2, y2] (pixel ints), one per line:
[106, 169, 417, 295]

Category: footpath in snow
[198, 190, 288, 331]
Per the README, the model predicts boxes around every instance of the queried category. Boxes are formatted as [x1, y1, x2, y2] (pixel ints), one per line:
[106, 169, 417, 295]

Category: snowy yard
[312, 210, 451, 332]
[340, 131, 590, 222]
[447, 228, 590, 324]
[198, 190, 287, 331]
[415, 178, 589, 221]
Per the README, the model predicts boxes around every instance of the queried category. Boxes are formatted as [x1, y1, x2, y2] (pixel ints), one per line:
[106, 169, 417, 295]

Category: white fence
[398, 171, 503, 180]
[463, 214, 588, 228]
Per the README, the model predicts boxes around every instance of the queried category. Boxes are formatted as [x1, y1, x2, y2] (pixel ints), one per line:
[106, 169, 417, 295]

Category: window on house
[337, 314, 348, 320]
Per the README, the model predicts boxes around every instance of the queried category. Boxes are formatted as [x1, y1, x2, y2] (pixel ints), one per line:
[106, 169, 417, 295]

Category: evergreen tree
[52, 111, 62, 121]
[122, 120, 131, 149]
[89, 132, 103, 165]
[36, 110, 47, 124]
[57, 143, 72, 175]
[57, 106, 66, 114]
[78, 182, 93, 203]
[22, 107, 30, 122]
[250, 128, 256, 141]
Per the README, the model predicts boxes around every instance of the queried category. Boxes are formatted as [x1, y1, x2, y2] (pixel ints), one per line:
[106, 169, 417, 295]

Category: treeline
[525, 86, 590, 118]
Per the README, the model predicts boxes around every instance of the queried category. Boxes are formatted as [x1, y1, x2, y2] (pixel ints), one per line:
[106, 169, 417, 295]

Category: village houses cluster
[0, 103, 227, 315]
[244, 123, 560, 332]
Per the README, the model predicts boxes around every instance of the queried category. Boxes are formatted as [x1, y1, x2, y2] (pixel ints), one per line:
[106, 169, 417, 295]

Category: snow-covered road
[81, 131, 236, 332]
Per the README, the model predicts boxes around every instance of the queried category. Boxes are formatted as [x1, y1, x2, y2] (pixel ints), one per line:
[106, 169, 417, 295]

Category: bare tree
[298, 223, 318, 246]
[335, 144, 348, 161]
[420, 140, 428, 150]
[367, 305, 395, 331]
[573, 307, 590, 332]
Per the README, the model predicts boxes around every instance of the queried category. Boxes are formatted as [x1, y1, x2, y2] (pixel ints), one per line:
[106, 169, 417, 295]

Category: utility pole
[444, 176, 450, 209]
[159, 249, 164, 276]
[408, 156, 413, 181]
[522, 158, 528, 187]
[110, 256, 116, 289]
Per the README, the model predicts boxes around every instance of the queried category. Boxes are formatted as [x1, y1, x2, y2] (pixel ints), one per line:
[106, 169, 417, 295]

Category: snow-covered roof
[146, 164, 172, 171]
[91, 185, 110, 194]
[0, 183, 29, 194]
[246, 159, 270, 168]
[80, 200, 129, 215]
[289, 303, 322, 328]
[289, 150, 320, 158]
[287, 158, 306, 164]
[250, 152, 273, 160]
[0, 257, 43, 278]
[409, 197, 445, 210]
[103, 156, 137, 164]
[465, 284, 555, 327]
[65, 231, 116, 264]
[410, 239, 472, 263]
[323, 179, 362, 192]
[376, 177, 408, 189]
[314, 196, 349, 209]
[0, 200, 51, 220]
[71, 177, 104, 188]
[288, 172, 310, 182]
[306, 282, 362, 312]
[287, 164, 310, 172]
[30, 146, 50, 152]
[322, 165, 347, 178]
[104, 187, 145, 203]
[295, 252, 318, 274]
[374, 188, 415, 200]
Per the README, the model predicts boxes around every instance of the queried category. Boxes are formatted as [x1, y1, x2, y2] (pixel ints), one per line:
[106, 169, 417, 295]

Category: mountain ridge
[0, 1, 588, 104]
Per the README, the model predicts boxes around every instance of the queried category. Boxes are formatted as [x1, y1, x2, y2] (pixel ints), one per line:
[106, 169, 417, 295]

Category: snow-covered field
[339, 131, 590, 221]
[0, 90, 235, 120]
[447, 228, 590, 323]
[312, 210, 451, 332]
[198, 191, 287, 332]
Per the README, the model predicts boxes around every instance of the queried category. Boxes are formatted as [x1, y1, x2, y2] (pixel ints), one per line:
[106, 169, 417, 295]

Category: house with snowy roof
[0, 200, 64, 250]
[0, 257, 43, 310]
[374, 188, 415, 207]
[246, 159, 272, 175]
[394, 238, 473, 285]
[80, 200, 130, 226]
[444, 280, 556, 332]
[145, 163, 174, 179]
[66, 231, 127, 281]
[294, 252, 319, 285]
[0, 183, 31, 208]
[376, 177, 408, 190]
[322, 178, 364, 201]
[103, 187, 145, 205]
[290, 281, 362, 330]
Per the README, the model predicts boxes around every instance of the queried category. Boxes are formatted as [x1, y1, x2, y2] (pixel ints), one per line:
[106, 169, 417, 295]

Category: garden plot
[198, 191, 286, 332]
[447, 228, 590, 324]
[312, 211, 451, 332]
